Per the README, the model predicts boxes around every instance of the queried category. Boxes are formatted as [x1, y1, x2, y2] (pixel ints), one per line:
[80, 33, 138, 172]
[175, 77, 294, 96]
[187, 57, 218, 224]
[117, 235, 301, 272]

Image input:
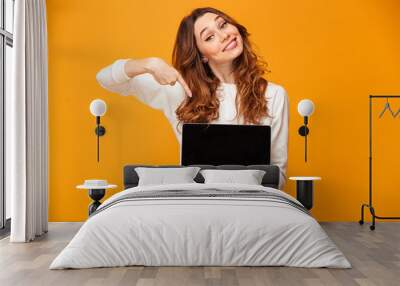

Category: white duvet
[49, 183, 351, 269]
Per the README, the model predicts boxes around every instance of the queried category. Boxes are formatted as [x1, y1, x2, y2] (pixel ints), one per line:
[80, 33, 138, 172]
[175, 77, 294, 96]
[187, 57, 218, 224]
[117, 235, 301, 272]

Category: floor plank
[0, 222, 399, 286]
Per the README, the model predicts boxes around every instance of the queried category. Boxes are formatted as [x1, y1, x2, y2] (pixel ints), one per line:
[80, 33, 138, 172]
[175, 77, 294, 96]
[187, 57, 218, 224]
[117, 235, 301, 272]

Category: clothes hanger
[378, 98, 400, 118]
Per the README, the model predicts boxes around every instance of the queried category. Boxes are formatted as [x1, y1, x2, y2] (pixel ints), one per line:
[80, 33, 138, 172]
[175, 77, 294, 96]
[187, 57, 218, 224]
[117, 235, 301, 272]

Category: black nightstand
[77, 181, 117, 216]
[289, 176, 321, 210]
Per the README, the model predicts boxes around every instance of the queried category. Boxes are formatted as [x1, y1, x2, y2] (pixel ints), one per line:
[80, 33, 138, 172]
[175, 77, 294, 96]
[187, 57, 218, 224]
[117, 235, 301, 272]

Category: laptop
[181, 123, 271, 166]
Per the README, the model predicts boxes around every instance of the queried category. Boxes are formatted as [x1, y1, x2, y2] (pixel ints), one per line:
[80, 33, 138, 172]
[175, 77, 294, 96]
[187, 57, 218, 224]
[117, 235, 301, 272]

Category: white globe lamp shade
[90, 99, 107, 117]
[297, 99, 315, 117]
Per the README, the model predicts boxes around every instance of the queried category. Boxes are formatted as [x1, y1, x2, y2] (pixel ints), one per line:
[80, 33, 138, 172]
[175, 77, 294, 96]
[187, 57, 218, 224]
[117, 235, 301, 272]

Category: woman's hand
[144, 57, 192, 97]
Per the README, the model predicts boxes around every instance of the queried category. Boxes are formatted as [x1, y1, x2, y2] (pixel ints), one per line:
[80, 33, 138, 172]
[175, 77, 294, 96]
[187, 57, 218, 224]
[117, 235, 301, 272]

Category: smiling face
[194, 12, 243, 65]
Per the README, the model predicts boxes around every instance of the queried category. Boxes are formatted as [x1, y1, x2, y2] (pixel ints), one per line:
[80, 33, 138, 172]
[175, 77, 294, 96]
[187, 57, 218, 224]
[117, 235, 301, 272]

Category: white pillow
[200, 169, 266, 185]
[135, 167, 201, 186]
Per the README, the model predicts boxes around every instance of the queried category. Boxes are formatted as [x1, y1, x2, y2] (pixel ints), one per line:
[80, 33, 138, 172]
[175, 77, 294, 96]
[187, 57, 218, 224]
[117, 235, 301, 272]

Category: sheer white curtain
[7, 0, 49, 242]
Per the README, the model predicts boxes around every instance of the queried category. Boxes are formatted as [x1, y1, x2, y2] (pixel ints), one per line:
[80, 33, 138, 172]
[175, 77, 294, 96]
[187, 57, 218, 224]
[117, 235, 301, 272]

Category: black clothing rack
[359, 95, 400, 230]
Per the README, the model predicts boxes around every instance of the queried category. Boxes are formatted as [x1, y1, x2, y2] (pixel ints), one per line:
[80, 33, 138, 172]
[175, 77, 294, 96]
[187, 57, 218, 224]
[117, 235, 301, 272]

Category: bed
[49, 164, 351, 269]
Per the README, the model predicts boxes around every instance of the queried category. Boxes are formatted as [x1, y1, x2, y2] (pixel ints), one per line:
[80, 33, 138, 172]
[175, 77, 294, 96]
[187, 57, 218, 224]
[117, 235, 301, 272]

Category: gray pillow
[135, 167, 201, 186]
[200, 169, 266, 185]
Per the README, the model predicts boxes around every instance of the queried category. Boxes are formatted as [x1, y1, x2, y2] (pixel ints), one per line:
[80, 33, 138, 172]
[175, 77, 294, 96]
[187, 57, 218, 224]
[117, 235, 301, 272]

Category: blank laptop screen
[181, 123, 271, 166]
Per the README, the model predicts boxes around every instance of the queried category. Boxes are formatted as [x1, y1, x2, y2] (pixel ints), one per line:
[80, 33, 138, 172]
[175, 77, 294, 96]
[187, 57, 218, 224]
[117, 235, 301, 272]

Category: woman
[96, 7, 289, 190]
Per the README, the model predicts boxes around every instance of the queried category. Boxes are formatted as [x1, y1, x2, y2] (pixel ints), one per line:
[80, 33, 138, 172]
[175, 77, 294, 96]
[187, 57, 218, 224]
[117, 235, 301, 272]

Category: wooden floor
[0, 222, 399, 286]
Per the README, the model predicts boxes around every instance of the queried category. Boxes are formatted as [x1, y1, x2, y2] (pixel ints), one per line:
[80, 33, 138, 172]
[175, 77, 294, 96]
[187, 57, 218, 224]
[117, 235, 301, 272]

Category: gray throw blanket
[90, 188, 309, 218]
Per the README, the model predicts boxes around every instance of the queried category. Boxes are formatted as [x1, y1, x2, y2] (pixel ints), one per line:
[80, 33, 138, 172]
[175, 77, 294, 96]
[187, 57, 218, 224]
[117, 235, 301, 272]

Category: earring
[202, 57, 208, 63]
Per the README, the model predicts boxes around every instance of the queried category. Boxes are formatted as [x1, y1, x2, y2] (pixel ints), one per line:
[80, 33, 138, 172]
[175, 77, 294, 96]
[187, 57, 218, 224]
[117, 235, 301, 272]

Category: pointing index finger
[176, 73, 192, 98]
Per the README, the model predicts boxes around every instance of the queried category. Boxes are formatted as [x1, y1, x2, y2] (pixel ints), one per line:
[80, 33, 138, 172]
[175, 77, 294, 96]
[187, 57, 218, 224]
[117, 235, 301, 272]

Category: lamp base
[298, 126, 309, 136]
[95, 126, 106, 136]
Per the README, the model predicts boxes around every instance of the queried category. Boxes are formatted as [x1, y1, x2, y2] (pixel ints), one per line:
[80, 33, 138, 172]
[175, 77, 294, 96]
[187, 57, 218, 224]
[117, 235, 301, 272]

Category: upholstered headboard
[123, 164, 280, 189]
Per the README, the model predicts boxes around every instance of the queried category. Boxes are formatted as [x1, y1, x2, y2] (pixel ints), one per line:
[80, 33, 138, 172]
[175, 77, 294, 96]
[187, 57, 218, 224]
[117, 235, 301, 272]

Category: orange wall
[47, 0, 400, 221]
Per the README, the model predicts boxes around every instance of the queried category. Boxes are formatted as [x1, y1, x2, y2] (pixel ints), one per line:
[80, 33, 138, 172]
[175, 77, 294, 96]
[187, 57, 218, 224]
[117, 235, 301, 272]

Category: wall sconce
[89, 99, 107, 162]
[297, 99, 315, 162]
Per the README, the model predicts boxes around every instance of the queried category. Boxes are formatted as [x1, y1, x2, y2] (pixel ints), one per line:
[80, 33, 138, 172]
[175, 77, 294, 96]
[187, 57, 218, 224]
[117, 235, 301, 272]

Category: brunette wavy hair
[172, 7, 272, 134]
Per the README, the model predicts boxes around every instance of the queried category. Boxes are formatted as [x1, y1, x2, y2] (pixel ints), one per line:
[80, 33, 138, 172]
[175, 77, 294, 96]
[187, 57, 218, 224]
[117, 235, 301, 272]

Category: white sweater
[96, 59, 289, 190]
